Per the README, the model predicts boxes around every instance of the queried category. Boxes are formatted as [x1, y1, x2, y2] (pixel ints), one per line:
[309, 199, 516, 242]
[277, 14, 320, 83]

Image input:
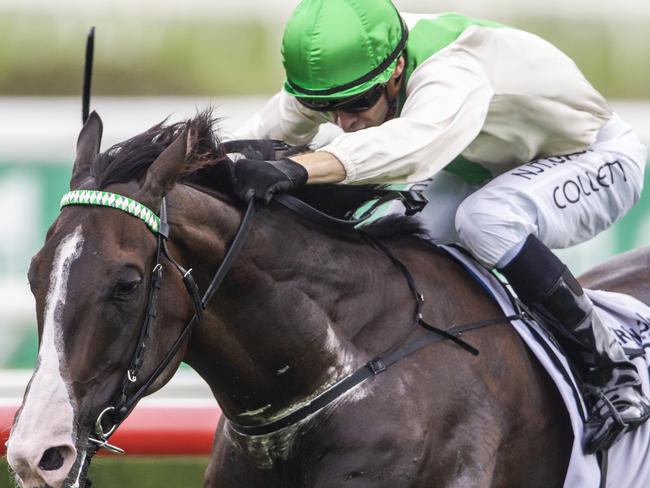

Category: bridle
[59, 181, 521, 484]
[59, 189, 256, 459]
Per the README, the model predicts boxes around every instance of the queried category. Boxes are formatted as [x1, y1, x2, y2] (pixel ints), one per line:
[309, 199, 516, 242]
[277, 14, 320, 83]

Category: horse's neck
[168, 186, 423, 423]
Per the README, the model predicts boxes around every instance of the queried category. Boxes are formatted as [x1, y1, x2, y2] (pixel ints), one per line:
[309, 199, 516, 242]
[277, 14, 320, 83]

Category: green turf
[1, 456, 209, 488]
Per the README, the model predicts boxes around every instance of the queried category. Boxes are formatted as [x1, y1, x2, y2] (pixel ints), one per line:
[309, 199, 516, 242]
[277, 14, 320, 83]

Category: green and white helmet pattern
[281, 0, 407, 101]
[60, 190, 161, 234]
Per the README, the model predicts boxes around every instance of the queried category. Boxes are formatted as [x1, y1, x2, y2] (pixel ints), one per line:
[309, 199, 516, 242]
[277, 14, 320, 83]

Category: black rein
[88, 190, 521, 459]
[228, 194, 521, 436]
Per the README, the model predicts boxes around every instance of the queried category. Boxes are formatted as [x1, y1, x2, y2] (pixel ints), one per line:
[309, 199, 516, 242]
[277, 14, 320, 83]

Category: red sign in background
[1, 402, 221, 456]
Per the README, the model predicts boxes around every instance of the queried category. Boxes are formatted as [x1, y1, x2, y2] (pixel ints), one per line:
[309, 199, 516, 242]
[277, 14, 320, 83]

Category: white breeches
[407, 113, 647, 268]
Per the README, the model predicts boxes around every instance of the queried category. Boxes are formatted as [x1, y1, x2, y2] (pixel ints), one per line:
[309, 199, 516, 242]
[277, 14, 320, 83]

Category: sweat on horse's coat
[7, 109, 604, 487]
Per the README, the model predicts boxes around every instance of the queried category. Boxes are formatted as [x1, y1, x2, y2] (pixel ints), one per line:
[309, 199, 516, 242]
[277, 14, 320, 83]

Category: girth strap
[230, 313, 520, 437]
[228, 192, 522, 437]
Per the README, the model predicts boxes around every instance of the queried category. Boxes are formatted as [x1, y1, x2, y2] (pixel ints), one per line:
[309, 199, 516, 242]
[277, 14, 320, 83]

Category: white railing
[1, 97, 649, 162]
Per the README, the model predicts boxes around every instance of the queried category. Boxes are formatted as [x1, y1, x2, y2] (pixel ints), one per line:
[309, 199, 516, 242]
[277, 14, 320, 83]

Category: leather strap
[230, 313, 519, 437]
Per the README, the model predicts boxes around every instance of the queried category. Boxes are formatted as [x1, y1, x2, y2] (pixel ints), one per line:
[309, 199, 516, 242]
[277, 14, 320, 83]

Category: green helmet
[281, 0, 407, 101]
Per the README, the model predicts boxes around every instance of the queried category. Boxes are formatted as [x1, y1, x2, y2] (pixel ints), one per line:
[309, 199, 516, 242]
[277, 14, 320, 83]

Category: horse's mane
[91, 109, 428, 240]
[92, 111, 231, 194]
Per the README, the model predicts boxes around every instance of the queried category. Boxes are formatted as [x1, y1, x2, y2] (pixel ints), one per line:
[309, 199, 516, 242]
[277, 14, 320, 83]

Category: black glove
[234, 157, 308, 203]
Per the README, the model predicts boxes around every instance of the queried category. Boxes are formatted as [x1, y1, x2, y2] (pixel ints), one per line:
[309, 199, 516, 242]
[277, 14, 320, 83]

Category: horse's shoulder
[579, 247, 650, 305]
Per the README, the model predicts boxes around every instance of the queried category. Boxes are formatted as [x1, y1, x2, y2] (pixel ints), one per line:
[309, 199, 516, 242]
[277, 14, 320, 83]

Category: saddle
[445, 245, 650, 488]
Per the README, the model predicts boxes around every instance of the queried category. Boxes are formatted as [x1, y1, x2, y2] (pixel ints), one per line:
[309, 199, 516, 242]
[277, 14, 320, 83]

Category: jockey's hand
[234, 158, 308, 203]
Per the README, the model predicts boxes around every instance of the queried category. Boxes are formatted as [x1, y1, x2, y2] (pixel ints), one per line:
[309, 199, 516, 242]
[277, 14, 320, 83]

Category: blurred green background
[1, 0, 649, 486]
[0, 9, 648, 98]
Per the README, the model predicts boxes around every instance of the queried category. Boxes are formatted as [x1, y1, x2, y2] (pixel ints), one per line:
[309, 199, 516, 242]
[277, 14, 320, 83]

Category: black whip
[82, 26, 95, 124]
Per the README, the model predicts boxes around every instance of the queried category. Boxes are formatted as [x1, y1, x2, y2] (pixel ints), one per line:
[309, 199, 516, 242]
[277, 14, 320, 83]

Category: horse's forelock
[92, 109, 229, 192]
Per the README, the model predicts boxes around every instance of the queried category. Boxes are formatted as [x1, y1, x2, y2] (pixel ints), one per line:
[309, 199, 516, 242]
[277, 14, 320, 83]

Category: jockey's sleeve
[316, 53, 493, 184]
[233, 91, 332, 145]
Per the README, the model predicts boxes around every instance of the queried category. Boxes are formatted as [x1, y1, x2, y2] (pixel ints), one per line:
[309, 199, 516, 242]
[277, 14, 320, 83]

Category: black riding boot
[499, 235, 650, 453]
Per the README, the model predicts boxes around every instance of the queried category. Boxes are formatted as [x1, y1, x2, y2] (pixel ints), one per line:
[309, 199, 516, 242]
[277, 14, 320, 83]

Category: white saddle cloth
[443, 246, 650, 488]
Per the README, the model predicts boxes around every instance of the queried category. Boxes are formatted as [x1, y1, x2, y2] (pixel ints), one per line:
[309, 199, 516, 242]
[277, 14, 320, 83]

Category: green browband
[60, 190, 161, 234]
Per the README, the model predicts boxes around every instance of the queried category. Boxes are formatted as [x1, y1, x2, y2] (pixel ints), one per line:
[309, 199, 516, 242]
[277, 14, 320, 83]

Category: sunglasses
[297, 84, 386, 113]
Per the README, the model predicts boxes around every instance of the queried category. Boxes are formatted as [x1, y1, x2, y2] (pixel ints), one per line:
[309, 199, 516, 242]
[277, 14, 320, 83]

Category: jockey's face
[335, 91, 390, 132]
[335, 56, 405, 133]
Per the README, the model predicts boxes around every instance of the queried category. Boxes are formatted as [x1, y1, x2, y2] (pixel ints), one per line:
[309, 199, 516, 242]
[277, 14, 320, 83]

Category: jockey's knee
[597, 114, 647, 204]
[622, 152, 645, 205]
[455, 190, 538, 269]
[613, 146, 645, 207]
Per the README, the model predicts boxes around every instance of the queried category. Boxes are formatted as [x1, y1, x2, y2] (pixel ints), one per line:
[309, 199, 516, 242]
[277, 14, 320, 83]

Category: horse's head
[5, 107, 404, 487]
[6, 112, 201, 487]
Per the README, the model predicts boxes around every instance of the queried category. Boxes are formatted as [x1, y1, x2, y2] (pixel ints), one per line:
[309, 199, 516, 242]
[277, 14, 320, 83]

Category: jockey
[231, 0, 650, 453]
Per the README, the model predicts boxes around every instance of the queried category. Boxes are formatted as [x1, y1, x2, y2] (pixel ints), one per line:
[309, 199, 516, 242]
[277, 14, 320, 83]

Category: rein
[100, 199, 257, 434]
[60, 186, 520, 468]
[228, 195, 522, 436]
[59, 191, 256, 466]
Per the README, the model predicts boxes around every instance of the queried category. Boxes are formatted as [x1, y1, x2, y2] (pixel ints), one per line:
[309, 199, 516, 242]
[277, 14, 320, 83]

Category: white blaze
[7, 225, 84, 483]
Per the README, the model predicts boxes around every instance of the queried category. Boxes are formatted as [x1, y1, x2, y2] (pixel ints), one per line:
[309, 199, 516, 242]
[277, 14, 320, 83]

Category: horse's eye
[113, 279, 142, 299]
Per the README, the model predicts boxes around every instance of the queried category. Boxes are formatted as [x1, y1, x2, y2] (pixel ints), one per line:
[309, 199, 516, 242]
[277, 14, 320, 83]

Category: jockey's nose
[7, 440, 77, 488]
[336, 111, 361, 132]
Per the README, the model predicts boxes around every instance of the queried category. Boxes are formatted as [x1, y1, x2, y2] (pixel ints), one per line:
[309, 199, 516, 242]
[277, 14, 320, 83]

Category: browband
[60, 190, 161, 234]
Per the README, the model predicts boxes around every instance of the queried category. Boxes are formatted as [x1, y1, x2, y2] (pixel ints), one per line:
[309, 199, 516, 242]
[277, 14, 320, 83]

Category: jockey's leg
[455, 113, 650, 453]
[499, 234, 650, 453]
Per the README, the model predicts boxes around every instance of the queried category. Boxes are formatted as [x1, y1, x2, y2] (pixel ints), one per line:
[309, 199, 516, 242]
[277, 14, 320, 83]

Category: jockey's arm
[290, 151, 346, 184]
[298, 54, 494, 185]
[233, 53, 494, 201]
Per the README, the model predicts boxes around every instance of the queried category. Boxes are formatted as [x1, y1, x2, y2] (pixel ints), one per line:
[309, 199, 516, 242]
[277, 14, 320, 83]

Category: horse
[8, 108, 607, 488]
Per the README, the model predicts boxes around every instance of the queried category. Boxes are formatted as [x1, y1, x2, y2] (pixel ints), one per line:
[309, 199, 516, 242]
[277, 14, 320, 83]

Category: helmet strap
[384, 76, 401, 122]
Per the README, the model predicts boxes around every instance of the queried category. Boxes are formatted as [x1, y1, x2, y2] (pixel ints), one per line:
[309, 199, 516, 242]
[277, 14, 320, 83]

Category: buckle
[398, 190, 428, 216]
[368, 359, 386, 375]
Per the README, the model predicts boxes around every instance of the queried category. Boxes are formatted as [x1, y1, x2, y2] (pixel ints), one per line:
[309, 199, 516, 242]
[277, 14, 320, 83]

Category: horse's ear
[140, 125, 190, 207]
[70, 111, 103, 189]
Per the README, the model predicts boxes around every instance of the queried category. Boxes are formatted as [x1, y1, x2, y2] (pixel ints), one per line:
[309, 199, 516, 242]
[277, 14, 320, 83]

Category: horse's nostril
[38, 447, 65, 471]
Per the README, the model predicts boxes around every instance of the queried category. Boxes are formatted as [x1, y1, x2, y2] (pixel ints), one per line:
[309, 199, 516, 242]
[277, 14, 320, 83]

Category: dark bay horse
[7, 110, 585, 487]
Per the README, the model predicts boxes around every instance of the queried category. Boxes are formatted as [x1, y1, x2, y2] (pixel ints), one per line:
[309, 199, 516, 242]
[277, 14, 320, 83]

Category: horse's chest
[226, 423, 300, 470]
